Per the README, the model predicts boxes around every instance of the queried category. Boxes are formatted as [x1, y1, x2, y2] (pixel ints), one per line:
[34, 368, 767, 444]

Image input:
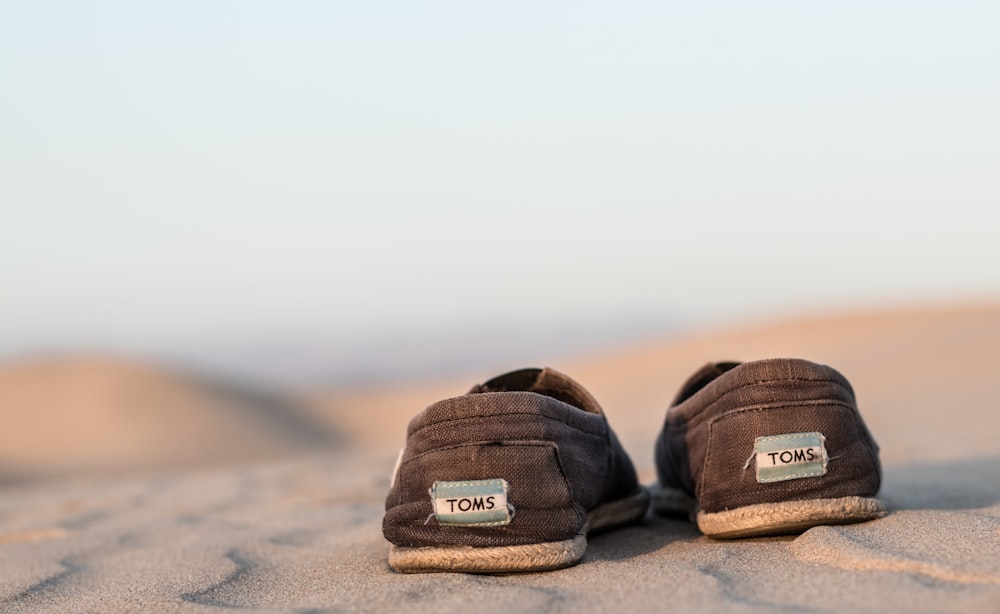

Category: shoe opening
[672, 361, 741, 406]
[470, 368, 604, 415]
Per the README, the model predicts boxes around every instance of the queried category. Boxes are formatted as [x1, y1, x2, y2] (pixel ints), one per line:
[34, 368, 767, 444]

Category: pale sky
[2, 2, 998, 375]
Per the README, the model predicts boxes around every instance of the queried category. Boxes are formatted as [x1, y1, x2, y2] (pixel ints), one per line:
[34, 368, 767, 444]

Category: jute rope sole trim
[389, 488, 650, 574]
[697, 495, 887, 539]
[389, 535, 586, 574]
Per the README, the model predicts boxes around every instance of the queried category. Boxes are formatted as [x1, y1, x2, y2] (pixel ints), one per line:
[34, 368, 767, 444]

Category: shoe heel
[697, 401, 883, 538]
[384, 440, 585, 572]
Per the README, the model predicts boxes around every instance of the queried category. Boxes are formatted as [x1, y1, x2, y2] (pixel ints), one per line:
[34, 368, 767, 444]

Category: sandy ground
[1, 302, 999, 612]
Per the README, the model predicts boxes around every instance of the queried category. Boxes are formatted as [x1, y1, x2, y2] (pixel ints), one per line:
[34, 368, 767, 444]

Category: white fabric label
[431, 479, 512, 526]
[754, 432, 828, 483]
[755, 446, 825, 468]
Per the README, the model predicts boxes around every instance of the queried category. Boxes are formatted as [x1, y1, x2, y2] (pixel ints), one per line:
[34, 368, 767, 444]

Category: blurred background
[2, 2, 998, 480]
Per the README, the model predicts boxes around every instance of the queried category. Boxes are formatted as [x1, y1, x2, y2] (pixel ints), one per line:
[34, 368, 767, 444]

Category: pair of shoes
[382, 359, 886, 573]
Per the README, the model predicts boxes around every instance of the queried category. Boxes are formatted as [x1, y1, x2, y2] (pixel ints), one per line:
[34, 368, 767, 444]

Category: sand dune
[0, 356, 338, 480]
[1, 302, 998, 612]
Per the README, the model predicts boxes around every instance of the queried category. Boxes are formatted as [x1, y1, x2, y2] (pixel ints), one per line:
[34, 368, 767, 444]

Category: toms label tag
[754, 432, 828, 483]
[431, 479, 511, 526]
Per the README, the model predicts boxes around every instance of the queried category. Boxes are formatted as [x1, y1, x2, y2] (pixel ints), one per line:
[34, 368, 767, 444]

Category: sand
[1, 302, 999, 612]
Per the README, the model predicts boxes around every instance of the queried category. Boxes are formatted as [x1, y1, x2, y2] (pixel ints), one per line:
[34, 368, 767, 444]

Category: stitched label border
[431, 479, 512, 526]
[754, 432, 828, 483]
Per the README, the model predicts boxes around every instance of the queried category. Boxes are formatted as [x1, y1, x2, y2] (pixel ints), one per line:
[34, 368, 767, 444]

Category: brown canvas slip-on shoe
[653, 359, 885, 539]
[383, 368, 649, 573]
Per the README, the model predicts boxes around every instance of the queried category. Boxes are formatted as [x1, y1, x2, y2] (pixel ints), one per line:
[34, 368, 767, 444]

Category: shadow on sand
[584, 513, 702, 563]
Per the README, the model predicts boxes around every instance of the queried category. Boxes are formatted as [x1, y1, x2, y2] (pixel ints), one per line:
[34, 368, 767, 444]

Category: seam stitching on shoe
[675, 376, 855, 428]
[411, 410, 607, 437]
[402, 439, 559, 463]
[685, 396, 854, 430]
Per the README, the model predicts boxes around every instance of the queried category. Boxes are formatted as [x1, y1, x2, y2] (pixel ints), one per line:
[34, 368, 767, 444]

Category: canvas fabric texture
[383, 368, 641, 549]
[655, 359, 882, 514]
